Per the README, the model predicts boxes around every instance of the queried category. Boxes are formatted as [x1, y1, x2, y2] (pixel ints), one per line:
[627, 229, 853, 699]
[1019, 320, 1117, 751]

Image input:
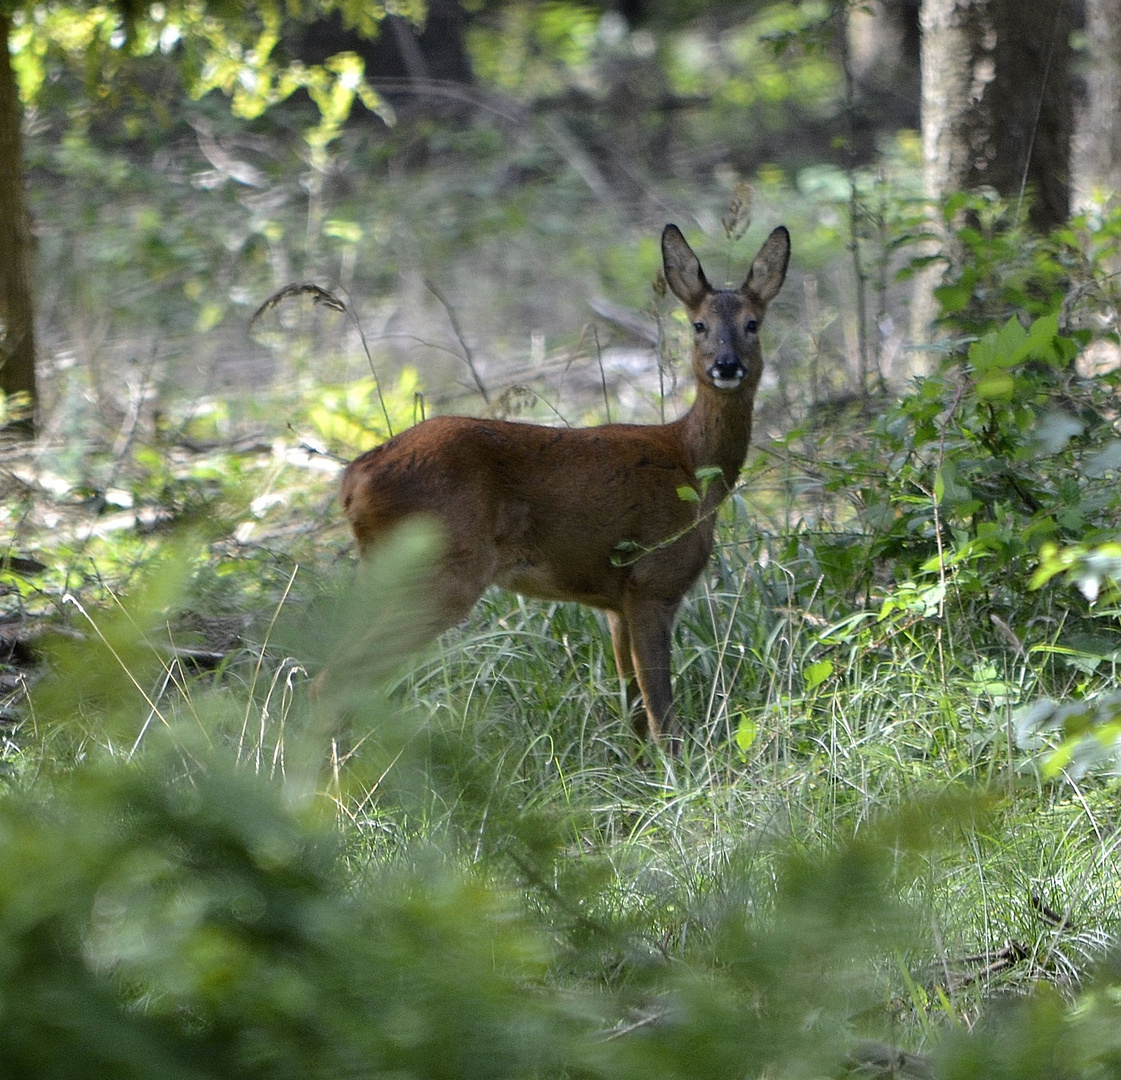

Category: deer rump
[339, 223, 790, 751]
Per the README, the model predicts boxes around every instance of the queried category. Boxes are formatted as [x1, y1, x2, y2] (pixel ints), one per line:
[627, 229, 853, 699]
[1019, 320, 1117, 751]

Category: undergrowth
[2, 161, 1121, 1075]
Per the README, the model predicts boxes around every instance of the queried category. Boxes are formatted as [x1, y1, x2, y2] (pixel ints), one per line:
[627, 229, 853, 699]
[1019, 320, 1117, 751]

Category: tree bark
[911, 0, 1074, 343]
[1074, 0, 1121, 208]
[922, 0, 1072, 229]
[0, 13, 36, 435]
[847, 0, 921, 135]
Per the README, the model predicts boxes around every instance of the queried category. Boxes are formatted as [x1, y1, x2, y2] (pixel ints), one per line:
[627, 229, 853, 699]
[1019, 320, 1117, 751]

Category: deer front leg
[607, 610, 645, 738]
[625, 595, 682, 753]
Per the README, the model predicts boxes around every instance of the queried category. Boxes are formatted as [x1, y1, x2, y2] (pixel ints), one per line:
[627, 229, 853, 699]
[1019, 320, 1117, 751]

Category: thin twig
[1016, 1, 1067, 224]
[596, 1010, 668, 1042]
[251, 282, 395, 437]
[424, 278, 490, 403]
[590, 323, 611, 423]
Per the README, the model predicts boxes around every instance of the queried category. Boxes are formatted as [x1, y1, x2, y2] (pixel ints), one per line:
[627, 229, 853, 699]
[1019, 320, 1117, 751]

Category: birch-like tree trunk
[0, 13, 37, 434]
[1074, 0, 1121, 209]
[911, 0, 1073, 344]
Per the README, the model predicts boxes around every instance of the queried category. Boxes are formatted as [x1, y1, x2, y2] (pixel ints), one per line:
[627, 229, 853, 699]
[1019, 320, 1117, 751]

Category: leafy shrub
[805, 203, 1121, 686]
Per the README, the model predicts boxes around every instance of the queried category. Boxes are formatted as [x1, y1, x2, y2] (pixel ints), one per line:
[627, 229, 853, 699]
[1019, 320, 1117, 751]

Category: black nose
[710, 357, 745, 380]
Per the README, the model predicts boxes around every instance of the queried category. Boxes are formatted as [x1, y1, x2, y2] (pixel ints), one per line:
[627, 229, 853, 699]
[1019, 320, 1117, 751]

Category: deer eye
[693, 321, 706, 334]
[745, 318, 759, 334]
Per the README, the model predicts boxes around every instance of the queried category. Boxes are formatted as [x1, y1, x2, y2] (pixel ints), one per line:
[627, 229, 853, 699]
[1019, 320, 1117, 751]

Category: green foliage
[0, 529, 922, 1078]
[468, 1, 600, 96]
[304, 368, 425, 453]
[10, 1, 392, 155]
[930, 192, 1074, 334]
[815, 305, 1119, 642]
[676, 465, 724, 504]
[0, 747, 564, 1079]
[7, 16, 1121, 1074]
[1033, 541, 1121, 606]
[784, 197, 1121, 795]
[667, 2, 840, 119]
[8, 546, 1121, 1077]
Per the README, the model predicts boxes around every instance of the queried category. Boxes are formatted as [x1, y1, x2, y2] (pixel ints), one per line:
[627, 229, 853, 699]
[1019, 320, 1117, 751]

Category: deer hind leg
[319, 541, 490, 699]
[607, 610, 645, 739]
[421, 547, 496, 640]
[624, 595, 682, 753]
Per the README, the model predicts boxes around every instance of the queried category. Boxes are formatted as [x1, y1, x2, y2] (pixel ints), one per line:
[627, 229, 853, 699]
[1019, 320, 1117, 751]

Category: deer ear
[662, 224, 710, 310]
[742, 225, 790, 307]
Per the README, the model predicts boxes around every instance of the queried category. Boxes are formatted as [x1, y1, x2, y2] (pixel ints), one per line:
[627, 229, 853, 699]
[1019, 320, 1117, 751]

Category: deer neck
[676, 382, 756, 504]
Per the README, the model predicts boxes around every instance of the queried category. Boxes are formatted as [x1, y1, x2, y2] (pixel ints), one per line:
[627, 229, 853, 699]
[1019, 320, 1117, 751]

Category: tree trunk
[847, 0, 921, 136]
[297, 0, 473, 116]
[921, 0, 1072, 229]
[982, 2, 1073, 230]
[1074, 0, 1121, 209]
[911, 0, 1074, 343]
[0, 13, 36, 435]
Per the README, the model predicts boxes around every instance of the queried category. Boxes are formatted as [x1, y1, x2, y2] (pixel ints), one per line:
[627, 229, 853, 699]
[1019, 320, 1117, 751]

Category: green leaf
[324, 219, 363, 244]
[934, 278, 973, 315]
[735, 714, 758, 753]
[1024, 312, 1060, 360]
[803, 660, 834, 691]
[1042, 740, 1075, 779]
[973, 373, 1015, 400]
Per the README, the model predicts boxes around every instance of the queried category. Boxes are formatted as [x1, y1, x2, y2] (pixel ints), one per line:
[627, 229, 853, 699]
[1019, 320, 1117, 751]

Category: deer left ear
[742, 226, 790, 307]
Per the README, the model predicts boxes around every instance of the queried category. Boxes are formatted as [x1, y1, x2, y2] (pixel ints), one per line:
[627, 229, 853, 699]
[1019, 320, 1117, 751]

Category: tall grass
[4, 417, 1120, 1073]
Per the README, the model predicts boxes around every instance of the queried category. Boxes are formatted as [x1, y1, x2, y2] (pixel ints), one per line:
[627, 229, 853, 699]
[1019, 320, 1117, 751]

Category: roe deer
[340, 224, 790, 751]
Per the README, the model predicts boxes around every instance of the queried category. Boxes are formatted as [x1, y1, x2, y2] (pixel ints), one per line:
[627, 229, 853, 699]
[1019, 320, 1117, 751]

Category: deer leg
[424, 558, 491, 639]
[607, 610, 646, 738]
[625, 596, 682, 752]
[317, 549, 488, 704]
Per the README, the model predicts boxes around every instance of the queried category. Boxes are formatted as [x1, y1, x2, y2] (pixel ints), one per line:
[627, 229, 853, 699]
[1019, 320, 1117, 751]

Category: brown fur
[340, 224, 790, 751]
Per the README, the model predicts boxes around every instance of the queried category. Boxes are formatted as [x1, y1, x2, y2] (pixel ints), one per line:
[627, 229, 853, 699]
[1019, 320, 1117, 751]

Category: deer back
[341, 224, 790, 611]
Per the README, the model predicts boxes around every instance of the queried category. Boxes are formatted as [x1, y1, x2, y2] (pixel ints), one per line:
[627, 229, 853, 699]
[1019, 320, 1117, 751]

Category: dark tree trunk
[980, 2, 1073, 230]
[847, 0, 922, 137]
[911, 0, 1074, 343]
[922, 0, 1073, 232]
[296, 0, 473, 116]
[0, 13, 37, 435]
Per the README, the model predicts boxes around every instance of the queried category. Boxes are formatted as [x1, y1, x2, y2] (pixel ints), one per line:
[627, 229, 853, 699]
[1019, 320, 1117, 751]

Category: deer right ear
[662, 224, 710, 310]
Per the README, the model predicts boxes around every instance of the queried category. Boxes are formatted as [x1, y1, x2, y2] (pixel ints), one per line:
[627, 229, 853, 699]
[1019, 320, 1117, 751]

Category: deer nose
[708, 348, 745, 389]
